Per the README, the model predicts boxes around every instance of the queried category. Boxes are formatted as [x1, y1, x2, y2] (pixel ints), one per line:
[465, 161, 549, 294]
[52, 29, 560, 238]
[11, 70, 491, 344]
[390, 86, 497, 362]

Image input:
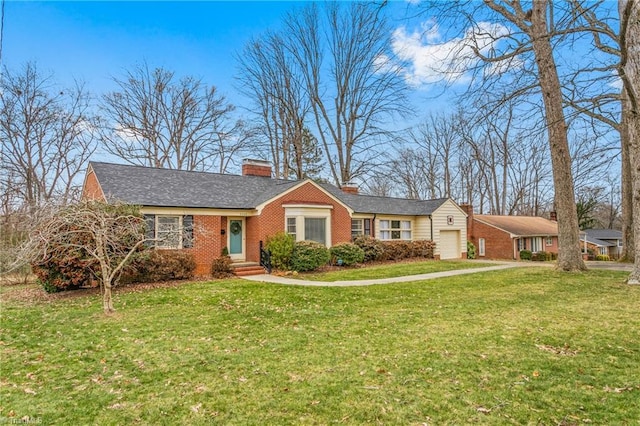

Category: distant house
[581, 229, 623, 259]
[82, 160, 468, 275]
[463, 205, 559, 260]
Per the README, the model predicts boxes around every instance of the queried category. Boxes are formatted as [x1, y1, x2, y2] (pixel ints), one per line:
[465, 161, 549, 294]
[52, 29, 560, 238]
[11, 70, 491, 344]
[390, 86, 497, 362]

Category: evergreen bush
[330, 243, 365, 266]
[519, 250, 532, 260]
[467, 241, 476, 259]
[265, 232, 295, 270]
[291, 241, 330, 272]
[352, 235, 385, 262]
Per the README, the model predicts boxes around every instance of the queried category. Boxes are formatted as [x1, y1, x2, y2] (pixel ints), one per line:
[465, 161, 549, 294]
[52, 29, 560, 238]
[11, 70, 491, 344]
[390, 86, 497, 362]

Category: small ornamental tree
[21, 200, 147, 313]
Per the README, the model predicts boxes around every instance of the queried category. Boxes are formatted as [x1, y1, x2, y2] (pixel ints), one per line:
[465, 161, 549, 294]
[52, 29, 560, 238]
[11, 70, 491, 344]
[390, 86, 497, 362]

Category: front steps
[231, 262, 267, 277]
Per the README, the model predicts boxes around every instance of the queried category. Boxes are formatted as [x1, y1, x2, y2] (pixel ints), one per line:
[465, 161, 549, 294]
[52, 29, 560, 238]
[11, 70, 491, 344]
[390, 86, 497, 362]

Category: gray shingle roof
[89, 162, 449, 215]
[582, 235, 614, 247]
[583, 229, 622, 241]
[320, 183, 448, 215]
[89, 162, 299, 209]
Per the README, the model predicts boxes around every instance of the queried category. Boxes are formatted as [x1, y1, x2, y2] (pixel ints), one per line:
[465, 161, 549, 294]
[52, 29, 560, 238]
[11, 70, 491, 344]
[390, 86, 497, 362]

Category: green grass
[301, 259, 495, 281]
[1, 268, 639, 424]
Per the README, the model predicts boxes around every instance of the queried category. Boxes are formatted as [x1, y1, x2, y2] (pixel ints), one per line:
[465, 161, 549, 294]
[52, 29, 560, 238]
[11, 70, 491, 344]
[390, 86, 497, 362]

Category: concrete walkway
[241, 260, 635, 287]
[241, 262, 524, 287]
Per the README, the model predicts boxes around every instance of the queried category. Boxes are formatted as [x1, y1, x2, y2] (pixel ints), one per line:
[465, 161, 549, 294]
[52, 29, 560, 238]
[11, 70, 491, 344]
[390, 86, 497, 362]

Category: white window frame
[379, 219, 412, 241]
[546, 237, 553, 246]
[286, 217, 297, 239]
[351, 219, 363, 239]
[156, 215, 182, 249]
[478, 238, 486, 257]
[283, 205, 332, 246]
[517, 238, 526, 251]
[531, 237, 543, 253]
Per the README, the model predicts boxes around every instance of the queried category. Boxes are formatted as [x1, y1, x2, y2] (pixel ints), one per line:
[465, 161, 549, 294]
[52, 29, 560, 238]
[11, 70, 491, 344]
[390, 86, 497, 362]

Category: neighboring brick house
[463, 205, 559, 260]
[83, 160, 468, 275]
[581, 229, 623, 259]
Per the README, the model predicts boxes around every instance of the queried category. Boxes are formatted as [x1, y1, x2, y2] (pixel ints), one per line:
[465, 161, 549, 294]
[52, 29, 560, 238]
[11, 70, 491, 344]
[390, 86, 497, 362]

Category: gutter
[429, 214, 433, 240]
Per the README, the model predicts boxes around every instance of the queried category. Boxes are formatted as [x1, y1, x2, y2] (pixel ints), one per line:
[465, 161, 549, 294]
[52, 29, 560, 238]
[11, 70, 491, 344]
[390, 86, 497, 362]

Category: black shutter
[183, 215, 194, 248]
[144, 214, 155, 248]
[364, 219, 371, 236]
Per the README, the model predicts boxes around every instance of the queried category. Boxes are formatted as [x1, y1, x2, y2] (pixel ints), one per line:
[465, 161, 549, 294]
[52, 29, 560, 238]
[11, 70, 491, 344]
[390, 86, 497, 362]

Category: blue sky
[1, 1, 504, 126]
[3, 2, 310, 103]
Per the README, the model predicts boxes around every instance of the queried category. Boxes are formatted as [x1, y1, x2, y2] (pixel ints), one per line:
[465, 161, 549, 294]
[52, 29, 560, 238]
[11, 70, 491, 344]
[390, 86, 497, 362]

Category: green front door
[229, 219, 243, 259]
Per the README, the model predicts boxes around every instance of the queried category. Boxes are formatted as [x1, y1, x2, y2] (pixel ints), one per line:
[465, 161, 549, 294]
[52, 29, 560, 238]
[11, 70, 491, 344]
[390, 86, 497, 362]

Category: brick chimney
[460, 204, 474, 240]
[549, 211, 557, 221]
[242, 159, 272, 178]
[340, 182, 359, 194]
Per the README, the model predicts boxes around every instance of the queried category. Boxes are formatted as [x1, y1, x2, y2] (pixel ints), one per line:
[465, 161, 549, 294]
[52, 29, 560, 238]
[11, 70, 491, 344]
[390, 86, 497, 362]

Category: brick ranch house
[463, 205, 559, 260]
[82, 160, 469, 275]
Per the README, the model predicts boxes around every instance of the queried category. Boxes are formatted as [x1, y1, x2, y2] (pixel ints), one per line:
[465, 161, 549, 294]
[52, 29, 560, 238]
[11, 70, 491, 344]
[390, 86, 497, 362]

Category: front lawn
[300, 259, 495, 281]
[1, 268, 639, 424]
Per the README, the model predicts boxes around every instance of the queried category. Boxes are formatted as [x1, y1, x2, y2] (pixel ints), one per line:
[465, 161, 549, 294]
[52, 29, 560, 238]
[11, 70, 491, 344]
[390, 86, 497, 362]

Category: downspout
[429, 214, 433, 240]
[372, 214, 376, 237]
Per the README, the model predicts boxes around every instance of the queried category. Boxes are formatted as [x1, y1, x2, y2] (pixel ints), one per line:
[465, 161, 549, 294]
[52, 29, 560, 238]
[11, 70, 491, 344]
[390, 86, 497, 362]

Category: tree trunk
[620, 0, 640, 283]
[103, 279, 115, 313]
[530, 1, 586, 271]
[620, 90, 635, 262]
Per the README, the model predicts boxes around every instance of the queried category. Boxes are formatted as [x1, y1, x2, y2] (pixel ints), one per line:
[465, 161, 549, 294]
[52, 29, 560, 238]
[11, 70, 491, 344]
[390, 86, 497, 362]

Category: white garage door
[439, 230, 461, 259]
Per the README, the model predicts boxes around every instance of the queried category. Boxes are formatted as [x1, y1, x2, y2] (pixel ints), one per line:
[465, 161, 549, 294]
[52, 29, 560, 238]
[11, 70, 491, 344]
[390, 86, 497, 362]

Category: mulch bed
[0, 276, 214, 306]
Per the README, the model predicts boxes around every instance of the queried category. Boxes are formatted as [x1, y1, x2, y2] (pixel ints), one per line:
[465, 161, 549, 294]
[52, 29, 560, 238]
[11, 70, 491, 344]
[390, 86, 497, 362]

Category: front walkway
[241, 262, 524, 287]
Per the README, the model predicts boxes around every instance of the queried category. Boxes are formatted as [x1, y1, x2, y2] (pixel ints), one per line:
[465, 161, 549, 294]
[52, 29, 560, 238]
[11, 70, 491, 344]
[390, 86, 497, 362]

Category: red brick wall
[190, 215, 223, 275]
[82, 170, 105, 201]
[246, 182, 352, 262]
[543, 236, 559, 254]
[472, 220, 515, 259]
[242, 164, 271, 177]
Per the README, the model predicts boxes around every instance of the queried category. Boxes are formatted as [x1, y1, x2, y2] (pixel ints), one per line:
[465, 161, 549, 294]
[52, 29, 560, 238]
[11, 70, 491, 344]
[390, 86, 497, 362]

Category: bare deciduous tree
[18, 201, 147, 313]
[100, 64, 246, 172]
[0, 62, 97, 210]
[236, 32, 310, 179]
[283, 2, 409, 185]
[459, 0, 587, 271]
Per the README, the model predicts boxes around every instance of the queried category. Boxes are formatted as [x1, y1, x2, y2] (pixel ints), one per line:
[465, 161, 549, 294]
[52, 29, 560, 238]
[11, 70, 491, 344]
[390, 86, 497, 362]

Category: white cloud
[390, 20, 511, 88]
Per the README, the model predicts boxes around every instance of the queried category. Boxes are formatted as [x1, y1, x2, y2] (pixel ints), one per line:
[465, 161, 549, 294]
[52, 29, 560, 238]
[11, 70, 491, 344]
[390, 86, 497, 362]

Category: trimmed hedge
[353, 236, 435, 262]
[353, 235, 385, 262]
[410, 240, 435, 258]
[33, 254, 92, 293]
[595, 254, 610, 261]
[291, 241, 330, 272]
[330, 242, 365, 266]
[121, 250, 196, 283]
[211, 256, 233, 278]
[519, 250, 532, 260]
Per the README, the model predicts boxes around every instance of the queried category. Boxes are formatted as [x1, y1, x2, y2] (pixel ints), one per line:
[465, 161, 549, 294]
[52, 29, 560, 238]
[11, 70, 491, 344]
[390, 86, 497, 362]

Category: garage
[439, 230, 461, 259]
